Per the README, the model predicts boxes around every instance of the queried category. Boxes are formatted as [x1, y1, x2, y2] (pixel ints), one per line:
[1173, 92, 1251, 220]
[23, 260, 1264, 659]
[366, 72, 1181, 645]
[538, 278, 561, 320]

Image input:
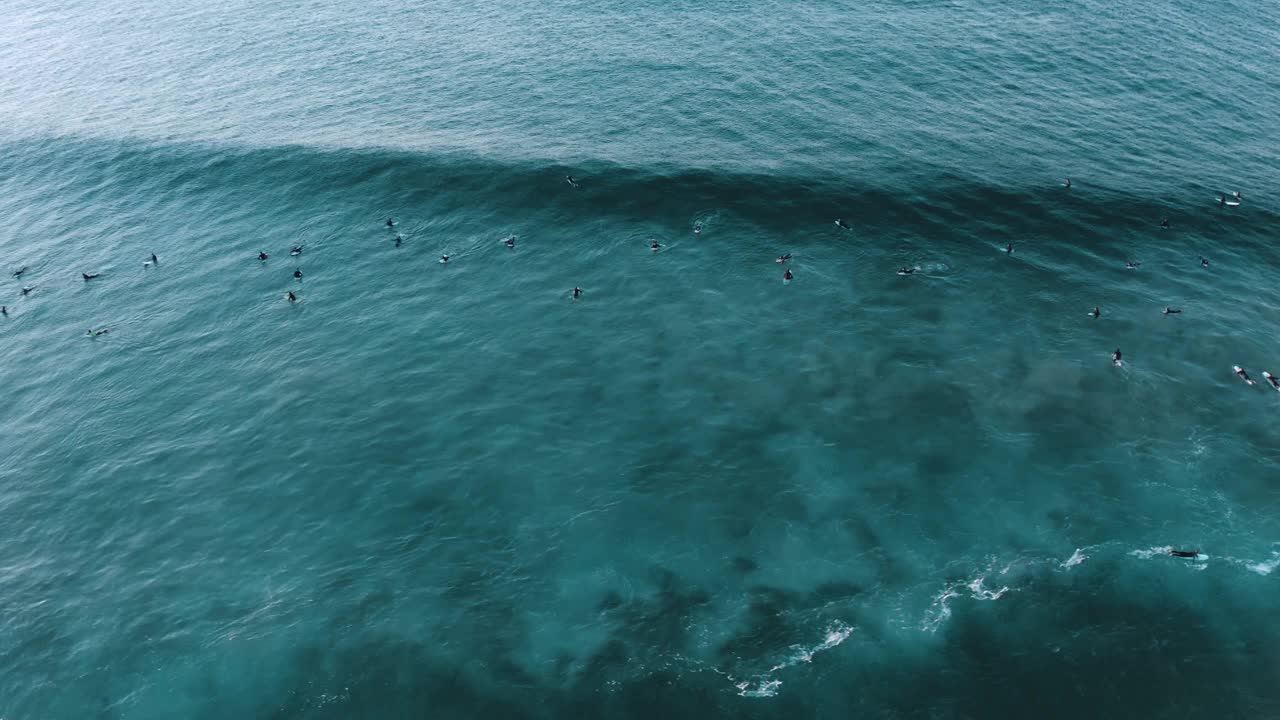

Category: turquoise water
[2, 0, 1279, 717]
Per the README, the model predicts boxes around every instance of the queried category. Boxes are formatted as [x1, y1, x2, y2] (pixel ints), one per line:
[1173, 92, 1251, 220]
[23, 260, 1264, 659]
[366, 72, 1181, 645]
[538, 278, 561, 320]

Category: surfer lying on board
[1169, 549, 1199, 558]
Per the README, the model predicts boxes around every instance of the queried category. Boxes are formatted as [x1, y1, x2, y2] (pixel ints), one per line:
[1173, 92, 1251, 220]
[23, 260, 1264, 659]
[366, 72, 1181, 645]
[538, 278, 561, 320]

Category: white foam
[921, 587, 960, 633]
[733, 622, 854, 698]
[966, 576, 1009, 600]
[736, 679, 782, 698]
[922, 572, 1012, 633]
[1061, 548, 1088, 568]
[1129, 545, 1173, 559]
[1246, 552, 1280, 576]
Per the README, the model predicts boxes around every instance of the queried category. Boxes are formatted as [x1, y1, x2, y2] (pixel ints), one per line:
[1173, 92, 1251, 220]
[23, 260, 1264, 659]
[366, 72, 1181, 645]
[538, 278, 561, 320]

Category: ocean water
[1, 0, 1279, 717]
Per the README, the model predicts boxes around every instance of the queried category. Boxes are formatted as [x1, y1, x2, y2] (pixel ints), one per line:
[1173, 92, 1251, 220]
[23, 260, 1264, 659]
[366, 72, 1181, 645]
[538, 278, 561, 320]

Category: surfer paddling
[1089, 307, 1100, 319]
[1264, 372, 1280, 391]
[1112, 349, 1122, 366]
[1169, 549, 1199, 559]
[1234, 365, 1254, 385]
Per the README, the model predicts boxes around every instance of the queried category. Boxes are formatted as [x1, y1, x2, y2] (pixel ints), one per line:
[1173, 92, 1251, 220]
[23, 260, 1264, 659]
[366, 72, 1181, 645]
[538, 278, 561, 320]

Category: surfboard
[1216, 198, 1241, 206]
[1234, 365, 1254, 385]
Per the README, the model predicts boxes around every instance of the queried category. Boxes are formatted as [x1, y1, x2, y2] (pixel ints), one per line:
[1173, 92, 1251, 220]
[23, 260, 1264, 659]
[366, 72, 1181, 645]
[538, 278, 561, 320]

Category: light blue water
[1, 0, 1278, 717]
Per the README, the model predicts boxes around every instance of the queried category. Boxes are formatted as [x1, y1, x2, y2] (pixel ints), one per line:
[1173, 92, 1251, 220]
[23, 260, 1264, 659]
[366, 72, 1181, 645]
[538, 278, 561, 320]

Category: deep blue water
[1, 0, 1279, 718]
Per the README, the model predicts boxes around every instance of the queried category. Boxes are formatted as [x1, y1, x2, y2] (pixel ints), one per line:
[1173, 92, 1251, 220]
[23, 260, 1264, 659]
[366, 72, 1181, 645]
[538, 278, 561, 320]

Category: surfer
[897, 267, 915, 276]
[1219, 194, 1227, 206]
[1265, 372, 1280, 390]
[1065, 178, 1071, 188]
[12, 266, 26, 278]
[1112, 349, 1122, 366]
[776, 254, 792, 264]
[395, 236, 402, 247]
[1, 306, 6, 316]
[290, 245, 303, 256]
[566, 175, 579, 188]
[835, 218, 851, 230]
[294, 269, 303, 279]
[1163, 307, 1182, 315]
[1200, 256, 1209, 268]
[1126, 261, 1141, 269]
[440, 254, 450, 264]
[1168, 549, 1199, 559]
[150, 253, 158, 265]
[503, 236, 516, 248]
[1006, 243, 1013, 254]
[572, 286, 582, 300]
[1234, 191, 1242, 201]
[86, 328, 110, 337]
[1089, 306, 1100, 319]
[783, 268, 794, 281]
[259, 251, 269, 261]
[386, 218, 395, 228]
[22, 286, 32, 295]
[651, 240, 662, 252]
[286, 291, 297, 302]
[694, 223, 702, 234]
[1236, 365, 1254, 384]
[1160, 218, 1170, 229]
[82, 272, 100, 281]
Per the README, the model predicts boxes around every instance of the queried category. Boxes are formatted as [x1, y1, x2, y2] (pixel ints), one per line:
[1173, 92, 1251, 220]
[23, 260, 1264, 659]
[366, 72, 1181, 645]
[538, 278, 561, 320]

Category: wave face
[1, 0, 1280, 717]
